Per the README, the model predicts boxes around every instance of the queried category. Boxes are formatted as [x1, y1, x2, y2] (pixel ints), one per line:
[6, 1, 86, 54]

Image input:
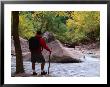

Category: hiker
[29, 31, 52, 75]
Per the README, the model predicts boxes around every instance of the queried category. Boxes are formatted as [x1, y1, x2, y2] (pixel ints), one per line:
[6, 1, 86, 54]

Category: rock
[43, 31, 55, 43]
[11, 36, 31, 61]
[11, 36, 30, 55]
[42, 40, 83, 63]
[19, 37, 30, 52]
[22, 52, 31, 61]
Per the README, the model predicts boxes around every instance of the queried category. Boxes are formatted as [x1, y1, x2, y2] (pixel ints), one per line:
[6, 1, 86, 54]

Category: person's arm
[40, 38, 51, 53]
[41, 46, 43, 51]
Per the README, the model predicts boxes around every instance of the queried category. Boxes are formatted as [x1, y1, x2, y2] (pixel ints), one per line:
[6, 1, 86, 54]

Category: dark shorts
[31, 52, 45, 63]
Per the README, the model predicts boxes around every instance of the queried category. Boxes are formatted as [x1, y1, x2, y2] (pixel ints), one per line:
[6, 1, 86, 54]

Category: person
[30, 31, 51, 75]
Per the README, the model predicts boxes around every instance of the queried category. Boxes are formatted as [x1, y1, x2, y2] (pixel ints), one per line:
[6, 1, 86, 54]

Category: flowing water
[11, 54, 100, 77]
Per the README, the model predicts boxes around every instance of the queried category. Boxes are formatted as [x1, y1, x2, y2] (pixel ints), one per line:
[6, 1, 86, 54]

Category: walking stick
[48, 53, 51, 74]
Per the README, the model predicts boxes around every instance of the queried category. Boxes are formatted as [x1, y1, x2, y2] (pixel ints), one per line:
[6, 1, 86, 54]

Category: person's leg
[32, 62, 37, 75]
[38, 53, 47, 75]
[31, 51, 37, 75]
[41, 63, 45, 71]
[32, 62, 35, 71]
[41, 62, 47, 75]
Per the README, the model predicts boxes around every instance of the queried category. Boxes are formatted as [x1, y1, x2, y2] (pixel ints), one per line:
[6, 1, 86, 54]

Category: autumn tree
[18, 11, 100, 45]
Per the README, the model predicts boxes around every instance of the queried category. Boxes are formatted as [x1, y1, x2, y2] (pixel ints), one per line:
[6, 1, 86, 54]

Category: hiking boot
[33, 72, 37, 75]
[41, 71, 47, 75]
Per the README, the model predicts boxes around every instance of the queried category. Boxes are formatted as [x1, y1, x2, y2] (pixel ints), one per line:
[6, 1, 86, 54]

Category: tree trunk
[12, 11, 24, 74]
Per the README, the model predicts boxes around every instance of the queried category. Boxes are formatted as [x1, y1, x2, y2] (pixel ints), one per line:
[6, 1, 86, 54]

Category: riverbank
[74, 42, 100, 58]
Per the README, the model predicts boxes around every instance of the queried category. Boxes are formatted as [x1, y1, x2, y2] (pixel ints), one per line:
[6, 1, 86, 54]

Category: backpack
[28, 36, 40, 51]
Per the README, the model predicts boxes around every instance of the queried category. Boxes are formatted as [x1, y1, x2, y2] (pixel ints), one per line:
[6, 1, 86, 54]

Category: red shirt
[35, 35, 51, 53]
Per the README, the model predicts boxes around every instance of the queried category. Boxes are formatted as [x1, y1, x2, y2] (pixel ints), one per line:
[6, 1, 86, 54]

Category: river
[11, 54, 100, 77]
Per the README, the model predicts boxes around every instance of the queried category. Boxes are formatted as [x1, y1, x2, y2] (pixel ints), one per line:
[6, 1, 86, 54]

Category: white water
[11, 55, 100, 77]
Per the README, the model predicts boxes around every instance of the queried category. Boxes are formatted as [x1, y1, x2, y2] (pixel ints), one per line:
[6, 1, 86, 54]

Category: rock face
[11, 32, 83, 63]
[43, 31, 55, 43]
[11, 36, 30, 61]
[42, 40, 83, 63]
[11, 36, 29, 55]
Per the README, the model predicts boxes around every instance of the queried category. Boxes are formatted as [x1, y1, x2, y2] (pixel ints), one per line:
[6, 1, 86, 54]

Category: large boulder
[42, 40, 83, 63]
[43, 31, 55, 43]
[11, 36, 30, 55]
[11, 36, 30, 61]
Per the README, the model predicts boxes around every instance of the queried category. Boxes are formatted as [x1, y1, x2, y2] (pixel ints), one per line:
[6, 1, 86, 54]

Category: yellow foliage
[66, 19, 74, 29]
